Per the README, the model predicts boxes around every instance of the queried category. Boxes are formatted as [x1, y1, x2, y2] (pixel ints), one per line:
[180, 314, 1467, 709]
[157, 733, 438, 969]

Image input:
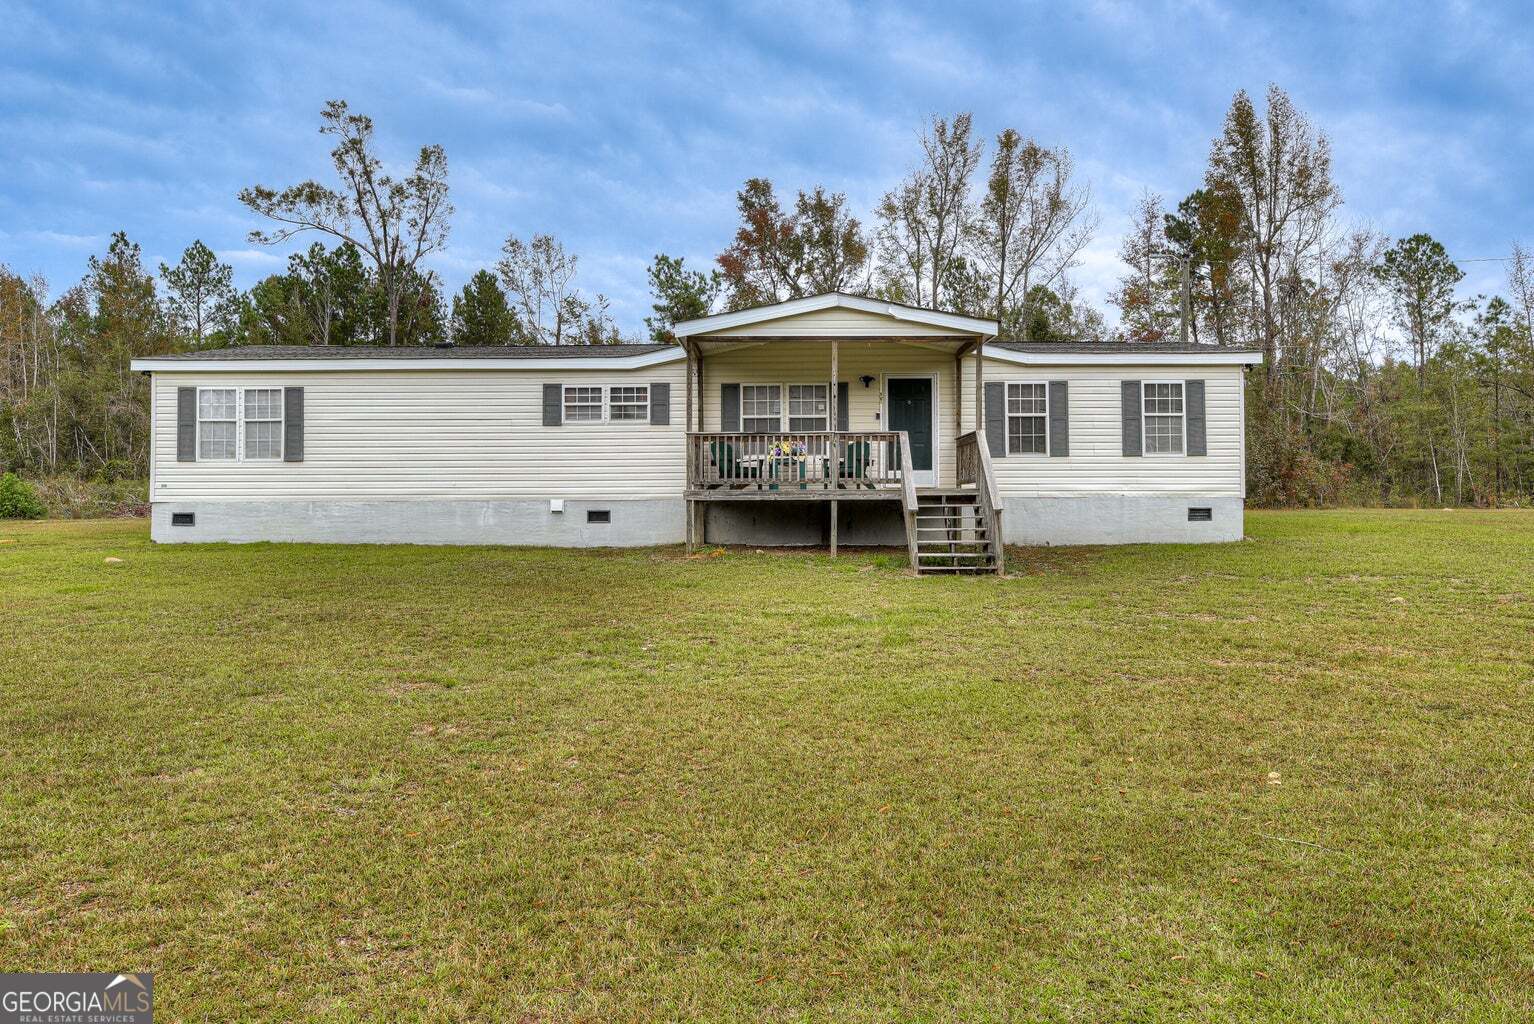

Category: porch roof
[674, 292, 999, 341]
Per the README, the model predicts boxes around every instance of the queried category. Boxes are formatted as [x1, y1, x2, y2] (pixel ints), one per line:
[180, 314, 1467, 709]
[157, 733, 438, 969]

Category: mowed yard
[2, 512, 1531, 1022]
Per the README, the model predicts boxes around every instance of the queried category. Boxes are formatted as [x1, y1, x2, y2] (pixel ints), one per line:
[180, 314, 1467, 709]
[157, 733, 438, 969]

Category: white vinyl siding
[707, 305, 972, 338]
[962, 358, 1245, 499]
[151, 363, 685, 502]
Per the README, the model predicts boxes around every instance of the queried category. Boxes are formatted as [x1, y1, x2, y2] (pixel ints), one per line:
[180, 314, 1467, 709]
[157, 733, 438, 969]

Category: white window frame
[1004, 380, 1049, 457]
[562, 385, 605, 423]
[561, 383, 656, 425]
[196, 386, 284, 463]
[738, 381, 844, 433]
[787, 383, 831, 432]
[740, 383, 784, 433]
[1141, 380, 1187, 457]
[607, 384, 650, 423]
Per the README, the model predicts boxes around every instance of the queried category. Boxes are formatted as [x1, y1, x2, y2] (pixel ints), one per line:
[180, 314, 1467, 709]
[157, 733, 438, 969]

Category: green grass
[2, 512, 1532, 1021]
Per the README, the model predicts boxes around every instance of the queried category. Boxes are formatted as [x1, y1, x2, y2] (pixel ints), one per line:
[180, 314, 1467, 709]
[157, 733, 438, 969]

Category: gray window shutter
[543, 383, 562, 426]
[649, 382, 670, 425]
[1121, 380, 1142, 456]
[176, 387, 196, 462]
[983, 380, 1006, 458]
[283, 386, 304, 462]
[836, 382, 849, 431]
[1048, 380, 1069, 457]
[720, 383, 740, 432]
[1185, 379, 1206, 456]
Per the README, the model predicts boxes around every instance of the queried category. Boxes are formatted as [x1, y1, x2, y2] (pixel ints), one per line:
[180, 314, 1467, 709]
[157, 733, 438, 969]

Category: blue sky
[2, 1, 1530, 335]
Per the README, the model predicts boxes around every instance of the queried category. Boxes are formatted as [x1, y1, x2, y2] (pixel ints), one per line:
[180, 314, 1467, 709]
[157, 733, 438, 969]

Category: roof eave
[986, 348, 1264, 367]
[675, 292, 998, 339]
[129, 348, 689, 373]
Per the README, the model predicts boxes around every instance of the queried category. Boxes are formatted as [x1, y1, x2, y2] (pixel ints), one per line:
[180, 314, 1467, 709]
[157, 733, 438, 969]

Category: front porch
[672, 295, 1007, 573]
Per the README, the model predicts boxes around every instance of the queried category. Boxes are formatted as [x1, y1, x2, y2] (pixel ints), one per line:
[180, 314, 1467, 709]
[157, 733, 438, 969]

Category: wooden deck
[686, 430, 908, 494]
[684, 430, 1004, 574]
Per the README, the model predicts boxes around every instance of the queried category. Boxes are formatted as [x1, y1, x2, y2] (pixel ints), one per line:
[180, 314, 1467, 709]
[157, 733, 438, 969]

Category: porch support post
[696, 342, 705, 431]
[830, 499, 838, 557]
[684, 342, 695, 495]
[684, 343, 695, 436]
[829, 337, 839, 497]
[954, 339, 976, 437]
[974, 335, 985, 434]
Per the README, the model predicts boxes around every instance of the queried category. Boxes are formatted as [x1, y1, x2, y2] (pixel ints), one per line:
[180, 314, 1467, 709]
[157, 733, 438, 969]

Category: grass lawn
[2, 511, 1532, 1021]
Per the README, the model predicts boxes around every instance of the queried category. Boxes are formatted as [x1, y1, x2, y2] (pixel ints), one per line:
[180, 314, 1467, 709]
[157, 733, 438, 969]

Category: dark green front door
[887, 377, 933, 477]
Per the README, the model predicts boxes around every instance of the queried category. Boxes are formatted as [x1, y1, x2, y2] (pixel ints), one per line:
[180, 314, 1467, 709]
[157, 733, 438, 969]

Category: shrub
[29, 476, 149, 519]
[0, 472, 47, 519]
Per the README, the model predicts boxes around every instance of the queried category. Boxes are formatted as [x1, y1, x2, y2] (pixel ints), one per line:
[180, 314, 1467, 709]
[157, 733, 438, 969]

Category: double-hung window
[1143, 382, 1185, 455]
[197, 387, 283, 461]
[563, 386, 604, 422]
[787, 384, 829, 431]
[741, 384, 782, 433]
[1006, 382, 1048, 455]
[609, 385, 649, 422]
[243, 388, 284, 459]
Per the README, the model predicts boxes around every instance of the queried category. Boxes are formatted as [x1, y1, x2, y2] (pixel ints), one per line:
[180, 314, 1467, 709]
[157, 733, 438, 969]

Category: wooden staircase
[911, 490, 1001, 574]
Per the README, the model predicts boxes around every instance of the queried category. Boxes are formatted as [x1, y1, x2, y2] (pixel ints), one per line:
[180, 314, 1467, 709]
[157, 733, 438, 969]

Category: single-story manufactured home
[131, 293, 1262, 574]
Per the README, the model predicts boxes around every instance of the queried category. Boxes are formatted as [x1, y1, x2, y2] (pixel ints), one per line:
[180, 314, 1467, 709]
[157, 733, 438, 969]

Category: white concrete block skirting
[1001, 495, 1245, 546]
[151, 499, 687, 547]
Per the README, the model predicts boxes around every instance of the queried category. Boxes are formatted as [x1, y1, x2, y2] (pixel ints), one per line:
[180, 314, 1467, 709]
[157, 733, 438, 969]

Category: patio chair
[838, 440, 873, 489]
[709, 440, 758, 487]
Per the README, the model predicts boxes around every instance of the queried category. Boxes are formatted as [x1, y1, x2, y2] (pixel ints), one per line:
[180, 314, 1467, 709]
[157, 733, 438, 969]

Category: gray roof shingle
[146, 343, 678, 361]
[991, 340, 1261, 355]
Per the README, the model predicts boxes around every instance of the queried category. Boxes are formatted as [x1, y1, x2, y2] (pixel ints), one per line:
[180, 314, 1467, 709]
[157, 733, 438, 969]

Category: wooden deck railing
[688, 431, 908, 491]
[956, 431, 980, 488]
[957, 430, 1006, 573]
[898, 432, 919, 570]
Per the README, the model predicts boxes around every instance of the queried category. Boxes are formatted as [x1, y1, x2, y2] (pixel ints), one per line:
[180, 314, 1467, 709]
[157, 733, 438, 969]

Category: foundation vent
[171, 512, 196, 527]
[587, 509, 611, 524]
[1187, 507, 1213, 522]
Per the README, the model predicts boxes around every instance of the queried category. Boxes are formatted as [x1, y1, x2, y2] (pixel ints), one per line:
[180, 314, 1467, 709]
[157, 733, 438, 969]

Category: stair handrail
[898, 431, 919, 571]
[973, 430, 1005, 573]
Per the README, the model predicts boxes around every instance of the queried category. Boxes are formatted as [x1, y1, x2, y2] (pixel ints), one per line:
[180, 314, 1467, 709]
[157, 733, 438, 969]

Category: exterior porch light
[859, 375, 875, 388]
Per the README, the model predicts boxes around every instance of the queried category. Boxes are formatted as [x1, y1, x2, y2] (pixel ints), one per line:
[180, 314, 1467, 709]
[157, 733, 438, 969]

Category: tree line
[3, 90, 1531, 506]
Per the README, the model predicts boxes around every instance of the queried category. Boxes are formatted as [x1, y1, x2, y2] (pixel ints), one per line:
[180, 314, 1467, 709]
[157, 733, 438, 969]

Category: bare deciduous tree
[875, 113, 982, 309]
[1207, 85, 1340, 382]
[497, 233, 619, 345]
[974, 129, 1095, 338]
[238, 100, 452, 346]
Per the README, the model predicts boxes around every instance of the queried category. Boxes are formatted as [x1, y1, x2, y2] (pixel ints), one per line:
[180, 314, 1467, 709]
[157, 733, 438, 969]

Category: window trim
[241, 387, 285, 462]
[1140, 379, 1187, 458]
[1003, 379, 1050, 457]
[196, 385, 284, 463]
[739, 382, 784, 433]
[786, 382, 831, 433]
[607, 384, 651, 423]
[737, 381, 842, 433]
[561, 383, 653, 425]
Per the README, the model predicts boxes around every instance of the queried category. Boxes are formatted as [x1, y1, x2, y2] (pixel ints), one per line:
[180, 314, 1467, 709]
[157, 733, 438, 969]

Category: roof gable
[674, 293, 997, 339]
